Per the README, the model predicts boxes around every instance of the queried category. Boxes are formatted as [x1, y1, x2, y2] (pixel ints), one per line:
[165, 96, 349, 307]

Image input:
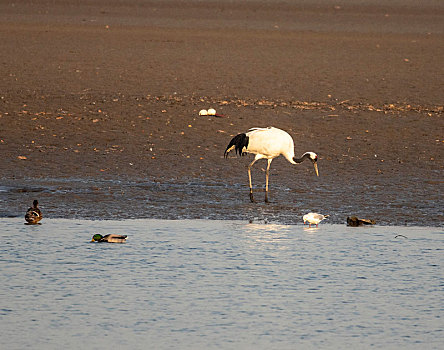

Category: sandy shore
[0, 0, 443, 225]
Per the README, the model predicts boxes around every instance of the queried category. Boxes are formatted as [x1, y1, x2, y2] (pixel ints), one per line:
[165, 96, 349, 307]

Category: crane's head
[308, 152, 319, 176]
[293, 152, 319, 176]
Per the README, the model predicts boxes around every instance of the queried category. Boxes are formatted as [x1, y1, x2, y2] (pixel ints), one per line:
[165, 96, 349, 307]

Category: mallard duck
[91, 234, 128, 243]
[25, 199, 42, 224]
[347, 216, 376, 227]
[303, 212, 328, 228]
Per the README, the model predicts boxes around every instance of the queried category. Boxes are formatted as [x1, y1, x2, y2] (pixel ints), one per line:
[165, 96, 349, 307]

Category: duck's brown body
[25, 200, 42, 224]
[91, 234, 127, 243]
[347, 216, 376, 227]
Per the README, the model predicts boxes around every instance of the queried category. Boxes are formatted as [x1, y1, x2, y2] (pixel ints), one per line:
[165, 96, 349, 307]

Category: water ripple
[0, 218, 443, 349]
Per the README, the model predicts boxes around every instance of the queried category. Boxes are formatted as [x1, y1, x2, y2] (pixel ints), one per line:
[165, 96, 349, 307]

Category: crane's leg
[248, 158, 258, 203]
[265, 159, 272, 203]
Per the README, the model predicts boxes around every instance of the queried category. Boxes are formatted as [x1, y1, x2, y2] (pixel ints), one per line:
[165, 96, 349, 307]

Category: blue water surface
[1, 218, 442, 349]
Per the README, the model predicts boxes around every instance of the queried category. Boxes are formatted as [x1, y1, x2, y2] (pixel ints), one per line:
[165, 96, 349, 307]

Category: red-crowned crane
[224, 126, 319, 203]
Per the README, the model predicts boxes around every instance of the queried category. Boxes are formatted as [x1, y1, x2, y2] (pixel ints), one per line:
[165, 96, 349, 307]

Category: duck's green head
[91, 234, 103, 242]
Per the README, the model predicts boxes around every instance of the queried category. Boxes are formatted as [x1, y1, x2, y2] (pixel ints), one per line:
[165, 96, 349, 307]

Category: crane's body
[224, 127, 319, 203]
[243, 127, 297, 162]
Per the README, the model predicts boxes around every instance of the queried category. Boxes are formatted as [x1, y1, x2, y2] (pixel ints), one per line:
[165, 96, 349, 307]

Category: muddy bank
[0, 1, 443, 226]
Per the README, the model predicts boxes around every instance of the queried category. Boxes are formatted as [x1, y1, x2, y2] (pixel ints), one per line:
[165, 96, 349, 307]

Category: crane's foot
[249, 191, 256, 203]
[265, 193, 269, 203]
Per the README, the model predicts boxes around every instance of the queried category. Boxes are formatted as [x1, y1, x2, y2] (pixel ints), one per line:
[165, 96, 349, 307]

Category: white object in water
[303, 212, 328, 228]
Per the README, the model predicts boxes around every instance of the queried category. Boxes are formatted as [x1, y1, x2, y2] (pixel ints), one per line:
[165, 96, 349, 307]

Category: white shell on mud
[207, 108, 216, 115]
[199, 109, 208, 116]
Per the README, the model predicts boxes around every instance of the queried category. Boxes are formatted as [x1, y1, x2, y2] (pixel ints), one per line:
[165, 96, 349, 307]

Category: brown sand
[1, 0, 443, 225]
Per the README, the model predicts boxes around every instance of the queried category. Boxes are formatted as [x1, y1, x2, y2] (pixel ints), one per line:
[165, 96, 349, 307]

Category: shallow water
[1, 218, 443, 349]
[1, 176, 443, 226]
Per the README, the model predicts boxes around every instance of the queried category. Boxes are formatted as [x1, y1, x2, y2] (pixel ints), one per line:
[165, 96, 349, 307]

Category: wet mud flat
[0, 1, 443, 226]
[1, 159, 442, 226]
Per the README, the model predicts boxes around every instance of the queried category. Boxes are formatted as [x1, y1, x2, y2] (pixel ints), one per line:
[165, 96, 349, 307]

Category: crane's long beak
[313, 162, 319, 176]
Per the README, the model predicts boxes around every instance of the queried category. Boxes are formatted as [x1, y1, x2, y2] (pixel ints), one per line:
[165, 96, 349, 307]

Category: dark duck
[25, 199, 42, 225]
[347, 216, 376, 227]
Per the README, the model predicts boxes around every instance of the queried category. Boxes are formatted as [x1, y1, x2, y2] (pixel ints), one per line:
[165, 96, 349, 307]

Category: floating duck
[303, 212, 328, 228]
[25, 199, 42, 225]
[91, 234, 128, 243]
[346, 216, 376, 227]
